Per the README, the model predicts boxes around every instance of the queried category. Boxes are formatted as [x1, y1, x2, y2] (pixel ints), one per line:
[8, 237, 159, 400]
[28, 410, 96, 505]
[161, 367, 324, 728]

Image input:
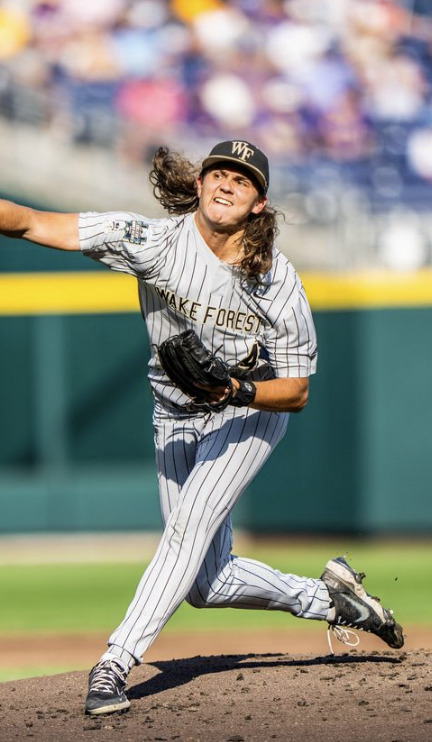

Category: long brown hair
[149, 146, 281, 281]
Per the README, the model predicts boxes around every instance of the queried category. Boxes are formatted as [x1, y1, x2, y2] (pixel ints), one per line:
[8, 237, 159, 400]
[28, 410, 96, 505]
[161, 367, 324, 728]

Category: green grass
[1, 539, 430, 682]
[0, 540, 430, 635]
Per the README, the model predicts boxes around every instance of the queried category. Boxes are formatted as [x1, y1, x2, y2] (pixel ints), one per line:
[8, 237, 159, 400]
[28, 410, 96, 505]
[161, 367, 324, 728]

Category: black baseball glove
[158, 330, 234, 412]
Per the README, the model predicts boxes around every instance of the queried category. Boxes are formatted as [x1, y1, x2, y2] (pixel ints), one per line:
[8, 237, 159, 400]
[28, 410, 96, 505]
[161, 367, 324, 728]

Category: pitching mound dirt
[1, 650, 431, 742]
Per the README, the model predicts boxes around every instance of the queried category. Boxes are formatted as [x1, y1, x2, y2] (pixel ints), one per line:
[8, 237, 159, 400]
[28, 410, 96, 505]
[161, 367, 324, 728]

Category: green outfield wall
[1, 235, 431, 534]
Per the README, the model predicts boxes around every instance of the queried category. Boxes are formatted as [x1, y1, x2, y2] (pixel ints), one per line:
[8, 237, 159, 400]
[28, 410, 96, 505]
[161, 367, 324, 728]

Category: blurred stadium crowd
[1, 0, 432, 268]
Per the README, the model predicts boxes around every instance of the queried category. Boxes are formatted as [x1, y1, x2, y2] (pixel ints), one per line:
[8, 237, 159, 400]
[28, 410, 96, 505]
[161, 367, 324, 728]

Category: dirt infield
[1, 624, 432, 671]
[1, 535, 430, 740]
[1, 647, 431, 742]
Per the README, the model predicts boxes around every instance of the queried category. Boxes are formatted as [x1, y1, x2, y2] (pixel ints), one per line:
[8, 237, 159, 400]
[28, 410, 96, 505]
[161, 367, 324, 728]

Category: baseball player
[0, 140, 404, 715]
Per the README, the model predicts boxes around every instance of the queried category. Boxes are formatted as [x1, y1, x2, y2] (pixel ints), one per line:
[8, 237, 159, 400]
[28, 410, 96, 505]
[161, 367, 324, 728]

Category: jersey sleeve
[78, 211, 173, 279]
[263, 263, 318, 378]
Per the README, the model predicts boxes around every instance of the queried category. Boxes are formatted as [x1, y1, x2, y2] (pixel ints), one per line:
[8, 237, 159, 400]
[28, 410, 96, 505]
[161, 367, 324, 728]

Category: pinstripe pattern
[107, 405, 329, 662]
[79, 211, 318, 410]
[78, 207, 328, 668]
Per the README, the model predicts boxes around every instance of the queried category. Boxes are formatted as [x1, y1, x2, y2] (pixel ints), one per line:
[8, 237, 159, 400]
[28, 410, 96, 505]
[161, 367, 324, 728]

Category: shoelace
[327, 625, 360, 655]
[327, 600, 397, 654]
[90, 660, 128, 693]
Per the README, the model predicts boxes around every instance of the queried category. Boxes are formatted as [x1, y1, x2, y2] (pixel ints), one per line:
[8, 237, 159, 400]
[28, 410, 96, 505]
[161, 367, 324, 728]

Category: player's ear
[251, 195, 267, 215]
[196, 175, 203, 197]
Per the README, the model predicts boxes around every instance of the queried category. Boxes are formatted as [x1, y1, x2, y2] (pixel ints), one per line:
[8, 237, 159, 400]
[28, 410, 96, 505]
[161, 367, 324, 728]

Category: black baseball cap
[201, 140, 269, 193]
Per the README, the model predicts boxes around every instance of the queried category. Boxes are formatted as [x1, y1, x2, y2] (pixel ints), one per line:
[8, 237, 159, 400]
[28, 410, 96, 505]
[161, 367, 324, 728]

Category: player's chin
[208, 212, 244, 233]
[208, 206, 232, 222]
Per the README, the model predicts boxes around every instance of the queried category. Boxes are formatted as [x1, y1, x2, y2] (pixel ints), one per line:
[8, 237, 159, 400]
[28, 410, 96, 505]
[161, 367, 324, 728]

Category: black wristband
[230, 378, 257, 407]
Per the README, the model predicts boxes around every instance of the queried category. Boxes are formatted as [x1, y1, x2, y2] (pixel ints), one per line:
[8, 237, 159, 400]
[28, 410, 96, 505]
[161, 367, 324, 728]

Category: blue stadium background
[0, 0, 431, 535]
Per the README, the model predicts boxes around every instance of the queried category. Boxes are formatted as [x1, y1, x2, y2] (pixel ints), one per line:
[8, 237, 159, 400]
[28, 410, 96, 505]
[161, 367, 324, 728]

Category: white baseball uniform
[79, 210, 330, 667]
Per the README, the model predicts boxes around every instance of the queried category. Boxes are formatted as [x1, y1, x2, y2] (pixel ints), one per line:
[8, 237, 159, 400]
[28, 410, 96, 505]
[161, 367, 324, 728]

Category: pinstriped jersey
[79, 211, 318, 411]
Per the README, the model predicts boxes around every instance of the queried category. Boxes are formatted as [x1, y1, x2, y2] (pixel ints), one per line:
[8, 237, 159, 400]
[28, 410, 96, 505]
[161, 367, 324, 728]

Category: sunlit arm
[0, 198, 80, 251]
[240, 376, 309, 413]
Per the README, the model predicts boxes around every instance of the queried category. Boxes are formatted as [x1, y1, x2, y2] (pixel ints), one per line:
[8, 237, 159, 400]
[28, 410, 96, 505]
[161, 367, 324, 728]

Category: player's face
[196, 166, 267, 232]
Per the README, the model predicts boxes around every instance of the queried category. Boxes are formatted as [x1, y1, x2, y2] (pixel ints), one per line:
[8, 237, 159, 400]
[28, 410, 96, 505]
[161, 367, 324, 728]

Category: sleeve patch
[124, 220, 149, 245]
[103, 219, 149, 245]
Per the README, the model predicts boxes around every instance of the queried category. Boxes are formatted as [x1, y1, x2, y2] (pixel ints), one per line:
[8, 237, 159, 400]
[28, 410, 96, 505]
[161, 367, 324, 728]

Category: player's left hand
[194, 381, 233, 404]
[158, 330, 234, 412]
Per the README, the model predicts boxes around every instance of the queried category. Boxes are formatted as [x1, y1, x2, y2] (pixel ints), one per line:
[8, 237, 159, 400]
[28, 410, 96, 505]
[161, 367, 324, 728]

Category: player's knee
[185, 585, 208, 609]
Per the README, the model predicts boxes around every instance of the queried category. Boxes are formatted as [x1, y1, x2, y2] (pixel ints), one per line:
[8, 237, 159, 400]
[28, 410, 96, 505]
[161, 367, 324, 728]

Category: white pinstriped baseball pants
[106, 404, 330, 665]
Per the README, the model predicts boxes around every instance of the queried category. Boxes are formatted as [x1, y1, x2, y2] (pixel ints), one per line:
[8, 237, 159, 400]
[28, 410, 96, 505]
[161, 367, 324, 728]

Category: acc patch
[124, 220, 149, 245]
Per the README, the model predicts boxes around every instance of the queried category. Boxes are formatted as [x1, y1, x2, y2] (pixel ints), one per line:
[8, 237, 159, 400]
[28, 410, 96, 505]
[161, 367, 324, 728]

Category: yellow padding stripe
[0, 272, 140, 315]
[0, 270, 432, 315]
[302, 269, 432, 310]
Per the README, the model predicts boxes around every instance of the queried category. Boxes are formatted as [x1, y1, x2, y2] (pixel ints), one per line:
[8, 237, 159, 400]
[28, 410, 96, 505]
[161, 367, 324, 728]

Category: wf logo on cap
[231, 141, 255, 161]
[201, 140, 270, 193]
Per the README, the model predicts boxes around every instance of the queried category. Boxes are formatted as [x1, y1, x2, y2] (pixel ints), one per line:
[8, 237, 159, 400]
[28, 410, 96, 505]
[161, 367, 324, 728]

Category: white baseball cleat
[321, 556, 404, 650]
